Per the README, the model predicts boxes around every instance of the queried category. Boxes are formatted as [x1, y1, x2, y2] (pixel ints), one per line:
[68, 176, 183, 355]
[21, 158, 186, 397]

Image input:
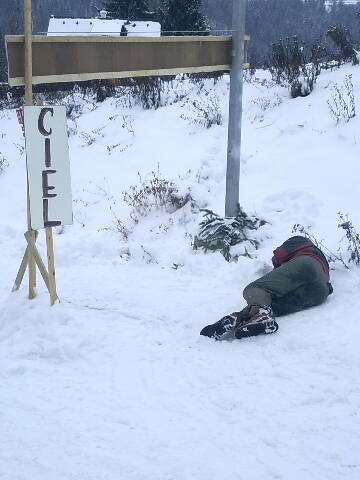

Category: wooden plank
[24, 231, 50, 291]
[27, 194, 37, 297]
[24, 0, 37, 300]
[5, 35, 250, 86]
[45, 227, 59, 305]
[6, 35, 236, 43]
[9, 65, 231, 86]
[12, 246, 29, 292]
[24, 3, 33, 104]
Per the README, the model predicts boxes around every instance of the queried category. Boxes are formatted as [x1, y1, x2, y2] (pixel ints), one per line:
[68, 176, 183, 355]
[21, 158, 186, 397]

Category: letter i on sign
[38, 108, 61, 227]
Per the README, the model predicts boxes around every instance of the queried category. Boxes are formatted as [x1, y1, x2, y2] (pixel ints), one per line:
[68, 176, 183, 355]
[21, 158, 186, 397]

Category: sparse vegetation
[292, 218, 360, 269]
[327, 74, 356, 122]
[266, 36, 323, 98]
[0, 152, 9, 174]
[292, 223, 348, 268]
[327, 25, 359, 66]
[249, 93, 282, 123]
[180, 91, 222, 128]
[122, 168, 194, 223]
[338, 213, 360, 265]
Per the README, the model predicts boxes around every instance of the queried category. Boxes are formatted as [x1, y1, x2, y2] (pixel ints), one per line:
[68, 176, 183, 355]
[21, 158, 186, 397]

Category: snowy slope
[0, 66, 360, 480]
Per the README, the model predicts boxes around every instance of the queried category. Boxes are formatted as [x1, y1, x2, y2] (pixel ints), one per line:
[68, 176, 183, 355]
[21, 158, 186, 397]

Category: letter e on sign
[24, 106, 73, 231]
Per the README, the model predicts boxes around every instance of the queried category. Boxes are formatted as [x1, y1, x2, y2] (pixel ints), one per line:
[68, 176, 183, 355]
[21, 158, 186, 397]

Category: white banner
[24, 106, 73, 231]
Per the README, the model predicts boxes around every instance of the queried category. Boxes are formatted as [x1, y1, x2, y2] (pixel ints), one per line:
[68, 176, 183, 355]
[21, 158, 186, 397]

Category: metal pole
[24, 0, 37, 299]
[225, 0, 247, 217]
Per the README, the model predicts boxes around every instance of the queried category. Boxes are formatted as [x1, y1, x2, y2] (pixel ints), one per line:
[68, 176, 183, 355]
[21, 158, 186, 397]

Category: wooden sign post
[12, 0, 73, 305]
[13, 105, 73, 304]
[24, 0, 37, 300]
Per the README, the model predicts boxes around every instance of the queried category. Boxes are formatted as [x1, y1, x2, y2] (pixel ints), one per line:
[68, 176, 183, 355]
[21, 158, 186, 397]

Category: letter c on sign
[38, 108, 54, 136]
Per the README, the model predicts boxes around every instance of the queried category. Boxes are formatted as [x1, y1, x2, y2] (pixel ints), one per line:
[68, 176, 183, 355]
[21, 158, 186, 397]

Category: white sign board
[24, 106, 73, 231]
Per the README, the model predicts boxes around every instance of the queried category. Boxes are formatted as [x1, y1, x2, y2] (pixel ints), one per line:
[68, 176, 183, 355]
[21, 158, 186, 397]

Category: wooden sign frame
[5, 34, 250, 86]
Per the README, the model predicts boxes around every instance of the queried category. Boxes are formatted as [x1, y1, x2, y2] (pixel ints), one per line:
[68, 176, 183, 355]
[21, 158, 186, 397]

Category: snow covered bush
[122, 169, 194, 222]
[327, 75, 356, 123]
[81, 128, 104, 147]
[327, 25, 359, 66]
[126, 77, 164, 110]
[249, 93, 282, 122]
[0, 83, 23, 110]
[120, 114, 135, 136]
[103, 170, 197, 264]
[108, 206, 131, 242]
[114, 77, 189, 110]
[188, 71, 224, 86]
[180, 91, 222, 129]
[296, 213, 360, 267]
[0, 152, 9, 174]
[290, 63, 318, 98]
[194, 207, 266, 262]
[162, 77, 191, 105]
[106, 115, 135, 154]
[92, 80, 116, 103]
[338, 213, 360, 265]
[267, 36, 305, 84]
[252, 94, 282, 112]
[267, 36, 322, 98]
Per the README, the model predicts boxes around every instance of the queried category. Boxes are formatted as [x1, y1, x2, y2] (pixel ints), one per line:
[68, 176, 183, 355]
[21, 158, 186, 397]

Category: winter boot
[234, 305, 279, 339]
[200, 307, 251, 341]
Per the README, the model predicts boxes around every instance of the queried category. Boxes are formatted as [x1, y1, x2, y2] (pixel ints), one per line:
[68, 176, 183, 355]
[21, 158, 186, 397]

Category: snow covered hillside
[0, 66, 359, 479]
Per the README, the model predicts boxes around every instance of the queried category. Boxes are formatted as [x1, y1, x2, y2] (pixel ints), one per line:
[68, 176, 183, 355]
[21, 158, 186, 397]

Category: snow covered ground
[0, 65, 359, 479]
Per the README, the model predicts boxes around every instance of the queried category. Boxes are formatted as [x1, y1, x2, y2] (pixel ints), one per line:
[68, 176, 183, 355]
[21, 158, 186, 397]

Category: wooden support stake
[13, 247, 29, 292]
[13, 228, 58, 304]
[12, 230, 38, 291]
[24, 0, 37, 299]
[45, 227, 58, 305]
[24, 231, 50, 291]
[37, 99, 59, 305]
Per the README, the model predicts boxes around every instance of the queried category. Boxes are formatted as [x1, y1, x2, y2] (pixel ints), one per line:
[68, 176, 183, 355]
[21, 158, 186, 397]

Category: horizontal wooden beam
[6, 35, 242, 43]
[9, 66, 237, 86]
[6, 35, 250, 86]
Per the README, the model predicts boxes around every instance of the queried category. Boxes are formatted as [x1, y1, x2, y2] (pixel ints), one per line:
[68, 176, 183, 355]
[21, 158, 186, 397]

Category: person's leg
[271, 281, 329, 316]
[233, 256, 329, 339]
[243, 256, 328, 313]
[200, 256, 329, 340]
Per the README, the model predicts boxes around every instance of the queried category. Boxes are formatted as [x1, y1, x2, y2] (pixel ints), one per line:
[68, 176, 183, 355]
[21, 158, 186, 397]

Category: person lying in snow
[200, 236, 333, 340]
